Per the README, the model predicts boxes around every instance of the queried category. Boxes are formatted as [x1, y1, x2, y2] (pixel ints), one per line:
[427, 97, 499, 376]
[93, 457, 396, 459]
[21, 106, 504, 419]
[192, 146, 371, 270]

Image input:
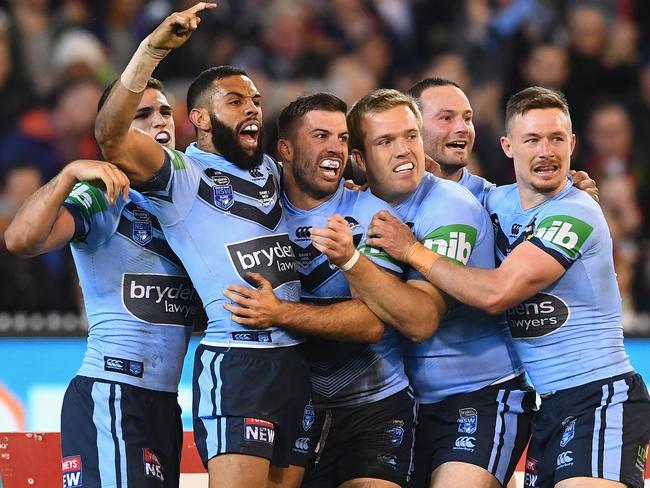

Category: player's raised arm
[5, 160, 129, 256]
[95, 3, 216, 184]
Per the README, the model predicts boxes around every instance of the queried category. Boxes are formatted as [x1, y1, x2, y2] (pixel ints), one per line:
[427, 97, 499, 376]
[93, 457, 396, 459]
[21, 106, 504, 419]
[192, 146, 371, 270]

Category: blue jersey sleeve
[528, 198, 600, 270]
[136, 147, 201, 226]
[408, 186, 488, 281]
[355, 195, 405, 276]
[64, 182, 121, 247]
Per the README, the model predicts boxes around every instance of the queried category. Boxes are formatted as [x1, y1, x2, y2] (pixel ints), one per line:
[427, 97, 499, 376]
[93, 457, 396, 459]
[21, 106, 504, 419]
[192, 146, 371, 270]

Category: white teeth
[394, 162, 414, 172]
[319, 159, 340, 169]
[242, 124, 259, 132]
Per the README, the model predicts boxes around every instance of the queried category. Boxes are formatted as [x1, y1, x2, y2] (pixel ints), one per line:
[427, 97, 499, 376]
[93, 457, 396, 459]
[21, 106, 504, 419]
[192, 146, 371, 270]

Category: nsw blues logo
[212, 175, 234, 210]
[302, 403, 315, 431]
[560, 417, 576, 447]
[457, 407, 478, 434]
[129, 362, 143, 376]
[132, 209, 152, 246]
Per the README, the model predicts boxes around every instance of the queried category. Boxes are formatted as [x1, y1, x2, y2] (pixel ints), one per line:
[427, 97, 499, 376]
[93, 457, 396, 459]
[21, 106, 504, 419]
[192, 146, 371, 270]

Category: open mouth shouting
[238, 120, 261, 150]
[319, 157, 342, 180]
[154, 131, 172, 147]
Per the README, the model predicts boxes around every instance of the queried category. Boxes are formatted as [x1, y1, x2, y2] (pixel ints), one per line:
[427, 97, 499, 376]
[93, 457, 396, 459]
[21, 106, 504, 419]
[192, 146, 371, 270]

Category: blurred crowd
[1, 0, 650, 335]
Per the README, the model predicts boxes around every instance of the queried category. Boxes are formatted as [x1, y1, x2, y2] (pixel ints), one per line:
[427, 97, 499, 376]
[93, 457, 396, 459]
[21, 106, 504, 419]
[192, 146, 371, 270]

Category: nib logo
[423, 224, 477, 265]
[534, 215, 593, 259]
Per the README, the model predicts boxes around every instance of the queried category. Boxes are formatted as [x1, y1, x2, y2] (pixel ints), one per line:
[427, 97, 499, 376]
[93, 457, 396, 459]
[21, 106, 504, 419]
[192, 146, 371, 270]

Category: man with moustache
[364, 86, 650, 488]
[5, 77, 203, 487]
[94, 4, 311, 487]
[224, 92, 444, 488]
[311, 89, 536, 488]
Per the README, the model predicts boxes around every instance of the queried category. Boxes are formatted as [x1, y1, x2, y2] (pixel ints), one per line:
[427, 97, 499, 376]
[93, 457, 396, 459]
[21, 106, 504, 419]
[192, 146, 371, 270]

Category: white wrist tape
[120, 37, 170, 93]
[339, 249, 360, 272]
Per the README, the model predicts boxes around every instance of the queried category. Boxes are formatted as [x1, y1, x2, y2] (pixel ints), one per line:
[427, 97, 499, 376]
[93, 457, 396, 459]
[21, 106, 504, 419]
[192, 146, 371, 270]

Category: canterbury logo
[249, 167, 264, 178]
[454, 436, 476, 449]
[556, 451, 573, 466]
[294, 437, 310, 451]
[295, 226, 312, 239]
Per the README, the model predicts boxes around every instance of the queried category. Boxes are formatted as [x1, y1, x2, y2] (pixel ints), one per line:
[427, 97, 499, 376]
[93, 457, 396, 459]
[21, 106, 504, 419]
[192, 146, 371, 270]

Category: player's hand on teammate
[571, 169, 599, 203]
[366, 211, 417, 262]
[63, 160, 130, 205]
[223, 273, 282, 328]
[311, 214, 357, 267]
[149, 2, 217, 50]
[343, 180, 368, 192]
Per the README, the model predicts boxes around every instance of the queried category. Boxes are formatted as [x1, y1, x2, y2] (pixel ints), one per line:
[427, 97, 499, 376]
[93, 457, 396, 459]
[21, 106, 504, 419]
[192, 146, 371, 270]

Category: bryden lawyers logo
[506, 292, 570, 338]
[226, 234, 299, 289]
[122, 274, 203, 327]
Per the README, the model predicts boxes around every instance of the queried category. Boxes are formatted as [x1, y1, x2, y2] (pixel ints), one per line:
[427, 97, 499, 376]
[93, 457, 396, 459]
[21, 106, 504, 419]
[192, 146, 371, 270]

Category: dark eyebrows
[134, 104, 173, 118]
[134, 107, 153, 118]
[225, 91, 261, 99]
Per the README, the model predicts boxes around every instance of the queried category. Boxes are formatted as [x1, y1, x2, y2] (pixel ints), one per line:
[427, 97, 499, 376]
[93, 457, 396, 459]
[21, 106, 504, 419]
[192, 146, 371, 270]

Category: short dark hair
[505, 86, 571, 134]
[97, 77, 165, 112]
[407, 77, 461, 101]
[186, 65, 248, 111]
[277, 92, 347, 139]
[347, 88, 422, 154]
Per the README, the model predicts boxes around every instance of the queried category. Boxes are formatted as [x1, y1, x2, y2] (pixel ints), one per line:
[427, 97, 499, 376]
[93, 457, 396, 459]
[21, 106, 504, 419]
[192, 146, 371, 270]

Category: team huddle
[5, 3, 650, 488]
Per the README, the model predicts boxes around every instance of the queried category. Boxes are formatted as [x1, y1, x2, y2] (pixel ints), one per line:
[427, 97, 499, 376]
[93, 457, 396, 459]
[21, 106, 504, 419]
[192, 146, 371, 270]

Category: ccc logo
[454, 436, 476, 449]
[295, 226, 312, 239]
[556, 451, 573, 466]
[249, 167, 264, 178]
[294, 437, 310, 451]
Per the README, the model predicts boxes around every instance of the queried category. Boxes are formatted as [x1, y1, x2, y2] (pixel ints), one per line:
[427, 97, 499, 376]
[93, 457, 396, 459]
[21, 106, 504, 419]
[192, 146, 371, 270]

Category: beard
[290, 149, 343, 201]
[210, 113, 265, 170]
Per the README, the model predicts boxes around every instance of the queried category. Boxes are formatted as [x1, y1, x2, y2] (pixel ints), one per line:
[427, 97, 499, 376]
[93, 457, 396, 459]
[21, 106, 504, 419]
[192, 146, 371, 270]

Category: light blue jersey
[65, 186, 200, 392]
[284, 181, 409, 408]
[458, 168, 495, 206]
[392, 173, 522, 404]
[487, 178, 633, 394]
[139, 144, 303, 347]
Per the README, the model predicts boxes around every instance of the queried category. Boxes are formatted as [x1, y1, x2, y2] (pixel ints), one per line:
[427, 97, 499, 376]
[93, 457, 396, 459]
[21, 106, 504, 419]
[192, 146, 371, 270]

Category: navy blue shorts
[524, 372, 650, 488]
[412, 375, 537, 488]
[302, 387, 417, 488]
[60, 375, 182, 488]
[192, 344, 311, 469]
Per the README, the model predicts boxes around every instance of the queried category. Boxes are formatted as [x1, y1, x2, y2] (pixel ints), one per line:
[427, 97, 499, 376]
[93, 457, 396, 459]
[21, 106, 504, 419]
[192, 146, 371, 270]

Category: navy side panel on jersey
[486, 178, 632, 394]
[64, 186, 197, 392]
[138, 144, 303, 347]
[392, 173, 522, 404]
[284, 182, 409, 408]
